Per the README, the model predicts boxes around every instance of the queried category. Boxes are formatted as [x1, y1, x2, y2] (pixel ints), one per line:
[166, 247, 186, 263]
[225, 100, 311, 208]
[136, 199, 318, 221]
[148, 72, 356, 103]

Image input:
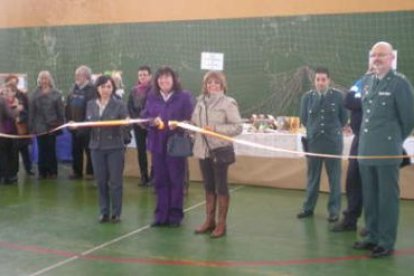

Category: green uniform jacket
[358, 70, 414, 165]
[300, 89, 348, 155]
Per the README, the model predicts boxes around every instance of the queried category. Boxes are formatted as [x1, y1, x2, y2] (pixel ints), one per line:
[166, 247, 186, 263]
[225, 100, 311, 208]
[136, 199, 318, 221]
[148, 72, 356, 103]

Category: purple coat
[141, 90, 194, 154]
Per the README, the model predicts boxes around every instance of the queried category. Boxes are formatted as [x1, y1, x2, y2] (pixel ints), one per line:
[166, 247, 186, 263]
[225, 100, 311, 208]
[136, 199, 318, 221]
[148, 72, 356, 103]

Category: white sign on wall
[201, 52, 224, 71]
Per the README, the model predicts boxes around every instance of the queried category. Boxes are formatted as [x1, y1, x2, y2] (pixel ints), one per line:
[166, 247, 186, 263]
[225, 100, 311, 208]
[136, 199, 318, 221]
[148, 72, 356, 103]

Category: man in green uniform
[353, 41, 414, 258]
[298, 67, 348, 222]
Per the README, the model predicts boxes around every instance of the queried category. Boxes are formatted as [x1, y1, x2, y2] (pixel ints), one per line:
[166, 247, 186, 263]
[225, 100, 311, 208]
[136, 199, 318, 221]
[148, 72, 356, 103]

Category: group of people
[0, 66, 242, 239]
[1, 40, 413, 245]
[297, 41, 414, 258]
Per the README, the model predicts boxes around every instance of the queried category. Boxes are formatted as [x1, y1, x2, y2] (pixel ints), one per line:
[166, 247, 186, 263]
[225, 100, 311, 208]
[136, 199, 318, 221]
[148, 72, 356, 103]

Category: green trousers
[359, 164, 400, 250]
[302, 156, 342, 216]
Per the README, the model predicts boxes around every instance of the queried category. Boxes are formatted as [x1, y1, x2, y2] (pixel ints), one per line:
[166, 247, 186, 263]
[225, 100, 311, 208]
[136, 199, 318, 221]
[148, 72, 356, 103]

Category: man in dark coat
[66, 65, 96, 179]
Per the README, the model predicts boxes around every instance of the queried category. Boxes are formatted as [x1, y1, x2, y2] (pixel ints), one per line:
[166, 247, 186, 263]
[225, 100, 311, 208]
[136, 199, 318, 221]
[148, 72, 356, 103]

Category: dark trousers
[359, 164, 400, 250]
[91, 149, 125, 217]
[199, 158, 230, 196]
[343, 137, 362, 226]
[37, 134, 57, 177]
[71, 132, 93, 176]
[133, 125, 148, 177]
[303, 156, 342, 217]
[0, 138, 19, 180]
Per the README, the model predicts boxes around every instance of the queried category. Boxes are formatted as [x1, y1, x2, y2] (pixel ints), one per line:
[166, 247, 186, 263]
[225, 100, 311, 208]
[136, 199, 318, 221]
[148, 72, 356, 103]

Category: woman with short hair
[192, 71, 242, 238]
[29, 71, 64, 179]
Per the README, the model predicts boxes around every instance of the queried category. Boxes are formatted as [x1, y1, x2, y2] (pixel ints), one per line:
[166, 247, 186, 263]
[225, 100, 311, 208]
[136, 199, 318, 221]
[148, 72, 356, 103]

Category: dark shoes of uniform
[99, 215, 110, 223]
[297, 210, 313, 219]
[327, 214, 339, 223]
[370, 246, 394, 258]
[353, 241, 377, 250]
[331, 221, 356, 232]
[111, 215, 121, 224]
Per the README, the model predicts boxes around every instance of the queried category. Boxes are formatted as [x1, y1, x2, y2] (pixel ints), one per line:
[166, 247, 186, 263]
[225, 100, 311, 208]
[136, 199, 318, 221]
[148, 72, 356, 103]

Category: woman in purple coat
[142, 66, 194, 227]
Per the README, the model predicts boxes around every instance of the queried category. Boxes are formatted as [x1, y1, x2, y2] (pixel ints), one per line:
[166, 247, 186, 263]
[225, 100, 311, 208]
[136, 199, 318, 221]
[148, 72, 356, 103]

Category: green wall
[0, 11, 413, 116]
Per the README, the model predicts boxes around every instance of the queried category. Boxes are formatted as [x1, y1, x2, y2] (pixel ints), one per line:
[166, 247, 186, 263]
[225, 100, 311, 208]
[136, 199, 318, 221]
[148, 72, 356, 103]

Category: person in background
[127, 65, 152, 186]
[141, 66, 194, 227]
[5, 75, 33, 175]
[29, 71, 65, 180]
[65, 65, 96, 180]
[83, 75, 130, 223]
[331, 64, 375, 233]
[297, 67, 348, 222]
[0, 85, 20, 184]
[192, 71, 242, 238]
[353, 41, 414, 258]
[112, 72, 125, 100]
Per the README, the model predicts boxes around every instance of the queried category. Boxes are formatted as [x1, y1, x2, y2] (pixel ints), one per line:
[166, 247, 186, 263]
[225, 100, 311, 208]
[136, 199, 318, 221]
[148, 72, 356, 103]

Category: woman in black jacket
[85, 75, 130, 223]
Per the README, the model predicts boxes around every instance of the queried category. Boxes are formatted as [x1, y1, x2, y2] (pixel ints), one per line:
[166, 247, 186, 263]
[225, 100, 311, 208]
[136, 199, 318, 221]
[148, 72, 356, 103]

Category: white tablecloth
[234, 131, 414, 162]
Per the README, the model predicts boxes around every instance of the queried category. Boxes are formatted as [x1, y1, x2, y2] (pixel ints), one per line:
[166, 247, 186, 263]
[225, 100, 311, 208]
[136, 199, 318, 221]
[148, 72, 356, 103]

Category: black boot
[139, 173, 150, 186]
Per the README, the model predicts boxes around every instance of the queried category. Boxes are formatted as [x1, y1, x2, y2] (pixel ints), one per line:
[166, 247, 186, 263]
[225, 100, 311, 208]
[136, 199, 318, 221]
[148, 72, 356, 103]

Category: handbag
[167, 133, 193, 157]
[301, 136, 309, 153]
[210, 145, 236, 165]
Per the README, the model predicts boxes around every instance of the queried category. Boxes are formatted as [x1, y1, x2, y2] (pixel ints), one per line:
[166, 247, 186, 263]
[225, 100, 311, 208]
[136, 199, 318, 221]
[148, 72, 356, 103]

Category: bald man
[353, 42, 414, 258]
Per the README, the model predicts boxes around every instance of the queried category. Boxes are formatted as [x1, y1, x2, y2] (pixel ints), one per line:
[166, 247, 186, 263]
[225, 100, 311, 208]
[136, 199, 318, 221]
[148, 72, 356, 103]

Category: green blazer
[300, 88, 348, 155]
[358, 70, 414, 165]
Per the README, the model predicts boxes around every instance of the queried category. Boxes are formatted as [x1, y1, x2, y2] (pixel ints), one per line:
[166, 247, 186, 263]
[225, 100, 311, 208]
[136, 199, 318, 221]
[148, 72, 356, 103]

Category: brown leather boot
[211, 195, 229, 238]
[194, 193, 216, 234]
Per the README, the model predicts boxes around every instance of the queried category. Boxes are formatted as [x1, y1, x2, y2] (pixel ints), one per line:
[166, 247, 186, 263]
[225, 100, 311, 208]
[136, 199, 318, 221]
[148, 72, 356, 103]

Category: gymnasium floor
[1, 164, 413, 276]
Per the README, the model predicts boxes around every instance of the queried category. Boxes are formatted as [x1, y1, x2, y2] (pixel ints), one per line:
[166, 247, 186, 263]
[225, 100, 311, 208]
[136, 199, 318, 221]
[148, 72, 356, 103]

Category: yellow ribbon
[169, 121, 413, 160]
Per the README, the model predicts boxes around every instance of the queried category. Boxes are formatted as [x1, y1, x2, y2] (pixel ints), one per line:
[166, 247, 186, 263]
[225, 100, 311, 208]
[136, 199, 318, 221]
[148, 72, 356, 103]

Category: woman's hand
[203, 125, 215, 132]
[68, 120, 78, 130]
[153, 117, 164, 130]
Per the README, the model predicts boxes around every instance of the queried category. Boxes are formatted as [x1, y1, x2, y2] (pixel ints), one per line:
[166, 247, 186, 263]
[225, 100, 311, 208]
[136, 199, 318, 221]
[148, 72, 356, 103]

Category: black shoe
[99, 215, 110, 223]
[370, 246, 394, 258]
[168, 222, 181, 228]
[139, 174, 150, 186]
[4, 176, 18, 185]
[353, 241, 377, 250]
[151, 221, 167, 227]
[297, 210, 313, 219]
[111, 215, 121, 223]
[26, 170, 35, 176]
[327, 215, 339, 223]
[331, 222, 357, 232]
[84, 174, 94, 180]
[69, 174, 82, 180]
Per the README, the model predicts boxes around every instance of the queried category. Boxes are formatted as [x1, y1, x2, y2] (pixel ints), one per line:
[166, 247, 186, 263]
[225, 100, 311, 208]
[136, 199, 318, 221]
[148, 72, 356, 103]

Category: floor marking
[26, 185, 244, 275]
[2, 241, 414, 268]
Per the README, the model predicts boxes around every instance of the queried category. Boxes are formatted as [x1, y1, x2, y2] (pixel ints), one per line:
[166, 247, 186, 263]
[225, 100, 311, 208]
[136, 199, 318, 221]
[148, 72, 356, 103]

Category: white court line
[29, 185, 245, 276]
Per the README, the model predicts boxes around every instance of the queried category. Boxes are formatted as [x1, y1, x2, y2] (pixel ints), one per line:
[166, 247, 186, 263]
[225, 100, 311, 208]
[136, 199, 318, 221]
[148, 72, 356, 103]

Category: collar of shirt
[160, 91, 174, 102]
[96, 99, 109, 116]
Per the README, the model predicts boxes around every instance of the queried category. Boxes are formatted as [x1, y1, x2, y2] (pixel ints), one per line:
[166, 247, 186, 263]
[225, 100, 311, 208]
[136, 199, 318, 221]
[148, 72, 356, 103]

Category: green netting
[0, 11, 413, 117]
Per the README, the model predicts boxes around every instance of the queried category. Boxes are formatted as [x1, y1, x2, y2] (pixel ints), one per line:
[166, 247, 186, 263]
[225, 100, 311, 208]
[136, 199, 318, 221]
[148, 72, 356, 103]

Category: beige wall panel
[1, 0, 414, 28]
